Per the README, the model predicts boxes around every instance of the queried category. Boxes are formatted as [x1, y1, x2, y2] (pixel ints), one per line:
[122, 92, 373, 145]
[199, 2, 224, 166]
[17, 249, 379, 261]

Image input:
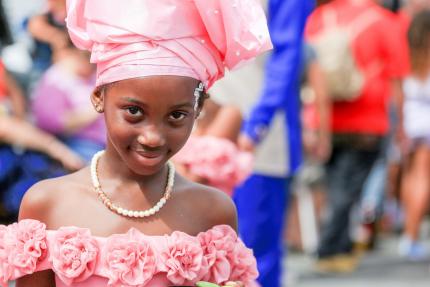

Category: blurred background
[1, 0, 430, 286]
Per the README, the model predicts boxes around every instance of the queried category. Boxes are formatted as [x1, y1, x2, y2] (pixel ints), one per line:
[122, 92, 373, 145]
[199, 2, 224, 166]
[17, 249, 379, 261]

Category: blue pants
[233, 174, 289, 287]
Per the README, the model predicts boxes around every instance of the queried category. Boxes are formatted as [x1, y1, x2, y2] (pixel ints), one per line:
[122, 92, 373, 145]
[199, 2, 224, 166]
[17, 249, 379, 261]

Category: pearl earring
[95, 105, 103, 113]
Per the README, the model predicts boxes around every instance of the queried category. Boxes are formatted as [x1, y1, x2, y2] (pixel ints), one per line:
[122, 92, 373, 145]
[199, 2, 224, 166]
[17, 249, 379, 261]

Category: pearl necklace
[90, 150, 175, 218]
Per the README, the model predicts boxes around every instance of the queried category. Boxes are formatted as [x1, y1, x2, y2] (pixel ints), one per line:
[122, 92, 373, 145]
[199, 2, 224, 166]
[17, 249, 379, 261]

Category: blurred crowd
[0, 0, 105, 222]
[1, 0, 430, 286]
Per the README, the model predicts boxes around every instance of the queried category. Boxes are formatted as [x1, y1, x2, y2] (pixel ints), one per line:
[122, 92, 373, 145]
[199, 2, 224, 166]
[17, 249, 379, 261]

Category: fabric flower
[51, 226, 99, 285]
[173, 136, 253, 195]
[228, 240, 258, 284]
[1, 220, 47, 283]
[103, 229, 156, 286]
[198, 225, 238, 284]
[158, 231, 207, 285]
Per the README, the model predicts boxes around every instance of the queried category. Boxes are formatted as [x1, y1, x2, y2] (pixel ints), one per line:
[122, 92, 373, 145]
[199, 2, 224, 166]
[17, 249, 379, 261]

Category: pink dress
[0, 220, 259, 287]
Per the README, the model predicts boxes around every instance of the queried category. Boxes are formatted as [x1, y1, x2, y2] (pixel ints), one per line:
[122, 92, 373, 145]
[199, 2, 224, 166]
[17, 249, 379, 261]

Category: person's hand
[223, 282, 245, 287]
[196, 281, 245, 287]
[238, 133, 256, 153]
[315, 131, 332, 163]
[303, 129, 331, 163]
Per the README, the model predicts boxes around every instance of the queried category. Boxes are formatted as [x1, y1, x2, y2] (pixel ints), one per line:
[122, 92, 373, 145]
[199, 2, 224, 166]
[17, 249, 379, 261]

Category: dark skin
[17, 76, 238, 287]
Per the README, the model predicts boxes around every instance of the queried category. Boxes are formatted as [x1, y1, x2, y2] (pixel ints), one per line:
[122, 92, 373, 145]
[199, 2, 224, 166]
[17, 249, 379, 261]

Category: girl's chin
[128, 150, 168, 174]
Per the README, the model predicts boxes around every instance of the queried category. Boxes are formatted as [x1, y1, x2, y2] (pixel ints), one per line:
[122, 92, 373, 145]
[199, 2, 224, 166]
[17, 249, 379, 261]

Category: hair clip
[194, 82, 205, 111]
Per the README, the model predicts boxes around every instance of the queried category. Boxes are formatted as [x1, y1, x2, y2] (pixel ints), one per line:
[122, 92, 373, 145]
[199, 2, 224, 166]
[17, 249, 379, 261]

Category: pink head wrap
[65, 0, 272, 88]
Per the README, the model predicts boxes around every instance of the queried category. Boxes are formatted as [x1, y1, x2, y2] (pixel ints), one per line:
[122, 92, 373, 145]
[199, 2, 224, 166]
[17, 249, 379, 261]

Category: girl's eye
[126, 106, 143, 116]
[169, 111, 187, 121]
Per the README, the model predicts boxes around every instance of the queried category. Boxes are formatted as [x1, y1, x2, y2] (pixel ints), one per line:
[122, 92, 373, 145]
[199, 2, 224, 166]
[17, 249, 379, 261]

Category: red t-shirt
[305, 0, 410, 135]
[0, 61, 7, 100]
[396, 9, 411, 37]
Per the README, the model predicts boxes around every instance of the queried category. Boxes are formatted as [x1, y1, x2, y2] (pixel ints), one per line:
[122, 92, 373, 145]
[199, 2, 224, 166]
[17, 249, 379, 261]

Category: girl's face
[95, 76, 200, 175]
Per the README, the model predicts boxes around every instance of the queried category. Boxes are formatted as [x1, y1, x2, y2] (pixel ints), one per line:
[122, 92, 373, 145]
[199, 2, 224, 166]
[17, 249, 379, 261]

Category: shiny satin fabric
[66, 0, 272, 88]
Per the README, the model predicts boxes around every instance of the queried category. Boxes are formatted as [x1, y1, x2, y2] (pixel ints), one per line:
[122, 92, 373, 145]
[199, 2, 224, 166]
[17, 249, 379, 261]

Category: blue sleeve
[243, 0, 315, 143]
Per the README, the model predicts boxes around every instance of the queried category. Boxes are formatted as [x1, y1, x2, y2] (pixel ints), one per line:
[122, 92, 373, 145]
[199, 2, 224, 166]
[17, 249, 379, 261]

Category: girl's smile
[130, 146, 167, 167]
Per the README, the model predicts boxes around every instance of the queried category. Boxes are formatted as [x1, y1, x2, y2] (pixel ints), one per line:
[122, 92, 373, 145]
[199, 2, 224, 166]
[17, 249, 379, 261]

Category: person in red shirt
[305, 0, 409, 271]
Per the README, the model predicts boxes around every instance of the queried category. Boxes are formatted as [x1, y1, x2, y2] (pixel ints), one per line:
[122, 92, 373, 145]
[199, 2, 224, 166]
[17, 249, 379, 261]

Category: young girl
[399, 10, 430, 261]
[1, 0, 272, 286]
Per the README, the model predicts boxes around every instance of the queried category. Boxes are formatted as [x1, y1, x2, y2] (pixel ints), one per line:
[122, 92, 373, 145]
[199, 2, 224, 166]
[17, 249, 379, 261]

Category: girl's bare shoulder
[173, 175, 238, 232]
[19, 167, 92, 224]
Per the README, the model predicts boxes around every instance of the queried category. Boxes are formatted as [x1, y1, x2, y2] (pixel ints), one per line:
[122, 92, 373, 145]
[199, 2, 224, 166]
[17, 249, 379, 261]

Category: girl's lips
[135, 150, 162, 158]
[133, 149, 165, 166]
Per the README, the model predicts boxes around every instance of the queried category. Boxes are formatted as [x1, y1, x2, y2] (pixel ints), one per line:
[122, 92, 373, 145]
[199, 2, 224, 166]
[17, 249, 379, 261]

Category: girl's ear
[91, 86, 105, 113]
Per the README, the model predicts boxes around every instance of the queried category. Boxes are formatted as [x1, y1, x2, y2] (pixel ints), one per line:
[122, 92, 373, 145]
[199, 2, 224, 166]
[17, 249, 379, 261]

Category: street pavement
[284, 235, 430, 287]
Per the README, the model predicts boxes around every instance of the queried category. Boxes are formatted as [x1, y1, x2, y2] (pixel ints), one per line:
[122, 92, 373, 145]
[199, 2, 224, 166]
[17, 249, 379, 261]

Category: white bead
[236, 51, 241, 56]
[90, 151, 175, 218]
[214, 10, 219, 14]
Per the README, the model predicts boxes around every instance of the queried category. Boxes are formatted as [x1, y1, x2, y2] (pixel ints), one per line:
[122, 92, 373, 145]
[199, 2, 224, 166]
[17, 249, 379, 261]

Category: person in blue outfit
[235, 1, 315, 286]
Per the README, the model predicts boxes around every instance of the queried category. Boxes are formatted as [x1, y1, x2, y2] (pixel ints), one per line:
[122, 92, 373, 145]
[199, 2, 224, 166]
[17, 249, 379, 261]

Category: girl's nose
[137, 126, 166, 148]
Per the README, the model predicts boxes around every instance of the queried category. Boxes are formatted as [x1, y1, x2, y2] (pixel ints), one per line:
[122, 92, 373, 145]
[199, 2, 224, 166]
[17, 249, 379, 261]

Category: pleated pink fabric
[0, 220, 259, 287]
[66, 0, 272, 88]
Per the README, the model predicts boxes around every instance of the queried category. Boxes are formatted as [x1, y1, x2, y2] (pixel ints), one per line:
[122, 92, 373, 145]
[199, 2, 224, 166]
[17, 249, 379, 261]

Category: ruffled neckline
[0, 219, 258, 287]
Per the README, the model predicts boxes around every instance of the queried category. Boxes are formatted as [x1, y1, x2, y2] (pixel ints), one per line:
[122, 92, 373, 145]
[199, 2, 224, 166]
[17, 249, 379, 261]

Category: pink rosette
[1, 220, 47, 283]
[174, 136, 253, 195]
[198, 225, 238, 284]
[228, 240, 259, 284]
[158, 231, 208, 285]
[50, 226, 99, 285]
[102, 229, 156, 286]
